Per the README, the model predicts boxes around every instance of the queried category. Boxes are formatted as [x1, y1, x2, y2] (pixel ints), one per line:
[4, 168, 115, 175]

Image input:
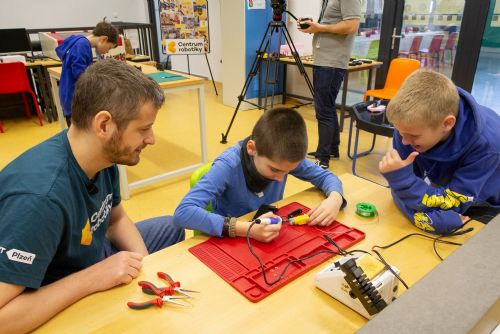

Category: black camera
[299, 18, 311, 29]
[270, 0, 286, 21]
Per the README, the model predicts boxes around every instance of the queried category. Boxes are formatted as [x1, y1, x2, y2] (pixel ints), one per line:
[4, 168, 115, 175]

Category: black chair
[347, 101, 394, 186]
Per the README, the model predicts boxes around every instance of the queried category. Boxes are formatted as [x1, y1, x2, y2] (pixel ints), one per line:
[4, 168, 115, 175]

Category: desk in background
[25, 59, 61, 123]
[267, 56, 382, 132]
[48, 62, 207, 200]
[33, 173, 483, 333]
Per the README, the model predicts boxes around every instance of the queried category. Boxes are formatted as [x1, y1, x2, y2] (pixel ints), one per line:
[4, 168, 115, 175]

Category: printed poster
[248, 0, 265, 10]
[492, 0, 500, 27]
[159, 0, 210, 54]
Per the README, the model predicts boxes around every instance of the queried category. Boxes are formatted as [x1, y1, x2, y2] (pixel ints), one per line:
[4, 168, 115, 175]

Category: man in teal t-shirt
[0, 59, 184, 333]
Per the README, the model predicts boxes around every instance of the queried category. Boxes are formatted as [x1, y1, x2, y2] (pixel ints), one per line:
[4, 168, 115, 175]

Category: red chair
[0, 62, 43, 133]
[443, 32, 458, 64]
[419, 34, 444, 67]
[398, 35, 423, 59]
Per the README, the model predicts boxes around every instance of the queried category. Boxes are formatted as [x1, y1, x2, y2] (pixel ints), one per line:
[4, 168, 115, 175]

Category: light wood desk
[47, 62, 207, 200]
[25, 59, 62, 122]
[33, 174, 483, 333]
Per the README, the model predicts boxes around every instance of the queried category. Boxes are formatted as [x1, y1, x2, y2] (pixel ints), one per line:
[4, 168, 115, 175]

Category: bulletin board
[158, 0, 210, 55]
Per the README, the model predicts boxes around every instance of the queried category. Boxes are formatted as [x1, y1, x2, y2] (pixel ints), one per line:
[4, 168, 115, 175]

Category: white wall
[220, 0, 245, 107]
[168, 0, 222, 83]
[285, 0, 322, 98]
[0, 0, 149, 29]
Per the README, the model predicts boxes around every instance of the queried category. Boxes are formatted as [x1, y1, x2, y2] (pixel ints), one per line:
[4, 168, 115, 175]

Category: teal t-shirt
[0, 130, 120, 288]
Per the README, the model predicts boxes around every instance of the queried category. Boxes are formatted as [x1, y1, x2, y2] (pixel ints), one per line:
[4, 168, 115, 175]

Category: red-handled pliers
[127, 295, 189, 310]
[141, 272, 199, 298]
[127, 280, 190, 310]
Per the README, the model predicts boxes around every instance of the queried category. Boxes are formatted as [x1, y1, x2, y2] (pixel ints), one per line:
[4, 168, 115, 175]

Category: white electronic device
[315, 254, 400, 319]
[0, 55, 26, 64]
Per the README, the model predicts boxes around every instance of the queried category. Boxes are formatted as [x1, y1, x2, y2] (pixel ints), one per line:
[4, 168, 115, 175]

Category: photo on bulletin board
[158, 0, 210, 55]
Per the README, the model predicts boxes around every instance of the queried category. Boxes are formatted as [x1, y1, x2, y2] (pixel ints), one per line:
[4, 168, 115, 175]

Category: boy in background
[174, 107, 346, 242]
[56, 20, 118, 126]
[379, 70, 500, 234]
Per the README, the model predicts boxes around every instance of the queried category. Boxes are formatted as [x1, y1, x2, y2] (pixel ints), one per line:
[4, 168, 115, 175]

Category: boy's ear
[99, 35, 109, 43]
[247, 139, 257, 156]
[92, 110, 115, 139]
[442, 115, 456, 131]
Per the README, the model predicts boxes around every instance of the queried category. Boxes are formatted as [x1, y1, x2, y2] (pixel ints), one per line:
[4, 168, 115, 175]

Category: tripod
[220, 19, 314, 144]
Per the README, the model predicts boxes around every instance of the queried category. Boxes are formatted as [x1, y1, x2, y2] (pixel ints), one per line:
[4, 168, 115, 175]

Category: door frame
[375, 0, 491, 92]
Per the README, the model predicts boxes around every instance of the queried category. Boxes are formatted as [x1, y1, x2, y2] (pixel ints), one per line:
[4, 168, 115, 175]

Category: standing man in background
[299, 0, 361, 169]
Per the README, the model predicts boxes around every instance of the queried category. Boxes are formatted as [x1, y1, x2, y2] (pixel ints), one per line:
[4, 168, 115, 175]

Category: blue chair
[347, 101, 394, 187]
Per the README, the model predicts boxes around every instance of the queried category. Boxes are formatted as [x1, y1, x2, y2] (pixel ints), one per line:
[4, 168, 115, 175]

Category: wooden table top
[34, 173, 483, 333]
[47, 61, 205, 89]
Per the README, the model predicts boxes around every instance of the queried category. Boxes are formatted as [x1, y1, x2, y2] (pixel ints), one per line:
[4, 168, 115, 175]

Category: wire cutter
[127, 280, 190, 310]
[141, 272, 199, 298]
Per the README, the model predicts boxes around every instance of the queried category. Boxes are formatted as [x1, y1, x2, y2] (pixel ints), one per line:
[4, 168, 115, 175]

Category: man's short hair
[71, 59, 165, 130]
[93, 21, 119, 45]
[252, 107, 308, 162]
[387, 70, 459, 128]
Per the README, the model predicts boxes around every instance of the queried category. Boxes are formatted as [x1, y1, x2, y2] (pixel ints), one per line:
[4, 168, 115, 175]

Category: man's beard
[103, 130, 143, 166]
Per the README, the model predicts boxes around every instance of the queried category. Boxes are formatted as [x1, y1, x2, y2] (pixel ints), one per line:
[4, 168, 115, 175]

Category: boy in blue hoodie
[56, 21, 118, 126]
[379, 70, 500, 235]
[174, 107, 346, 243]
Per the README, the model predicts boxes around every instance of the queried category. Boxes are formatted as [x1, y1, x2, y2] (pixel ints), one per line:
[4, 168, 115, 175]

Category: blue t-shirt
[0, 130, 121, 288]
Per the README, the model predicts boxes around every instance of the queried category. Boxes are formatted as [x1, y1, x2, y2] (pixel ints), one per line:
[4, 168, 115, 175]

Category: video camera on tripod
[270, 0, 287, 21]
[220, 0, 314, 143]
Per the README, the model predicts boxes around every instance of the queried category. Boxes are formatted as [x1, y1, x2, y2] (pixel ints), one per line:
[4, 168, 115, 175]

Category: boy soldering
[174, 107, 346, 242]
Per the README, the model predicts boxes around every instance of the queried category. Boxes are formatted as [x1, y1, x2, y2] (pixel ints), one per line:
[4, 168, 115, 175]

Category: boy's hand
[236, 212, 282, 243]
[379, 149, 419, 174]
[308, 192, 343, 226]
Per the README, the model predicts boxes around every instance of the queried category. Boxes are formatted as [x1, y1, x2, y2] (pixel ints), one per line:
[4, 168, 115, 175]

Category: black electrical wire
[247, 220, 474, 287]
[246, 222, 341, 286]
[432, 218, 474, 260]
[323, 234, 409, 290]
[371, 248, 409, 289]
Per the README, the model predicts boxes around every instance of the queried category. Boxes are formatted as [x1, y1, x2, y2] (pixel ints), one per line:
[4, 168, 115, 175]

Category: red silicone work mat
[188, 202, 365, 302]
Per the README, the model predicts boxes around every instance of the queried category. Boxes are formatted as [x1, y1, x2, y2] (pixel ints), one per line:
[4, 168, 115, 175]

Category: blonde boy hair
[387, 70, 459, 128]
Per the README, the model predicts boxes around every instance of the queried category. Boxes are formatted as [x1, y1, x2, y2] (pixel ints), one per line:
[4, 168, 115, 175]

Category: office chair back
[0, 62, 43, 132]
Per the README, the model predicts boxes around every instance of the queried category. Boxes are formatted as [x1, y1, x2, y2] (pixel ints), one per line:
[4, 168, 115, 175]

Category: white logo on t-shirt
[6, 249, 36, 265]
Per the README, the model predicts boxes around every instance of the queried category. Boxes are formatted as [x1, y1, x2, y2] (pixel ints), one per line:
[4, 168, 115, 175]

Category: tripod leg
[221, 23, 273, 143]
[205, 53, 218, 96]
[282, 26, 314, 97]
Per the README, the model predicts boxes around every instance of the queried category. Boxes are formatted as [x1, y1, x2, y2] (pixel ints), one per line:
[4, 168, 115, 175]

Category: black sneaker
[307, 151, 339, 160]
[314, 159, 329, 170]
[307, 151, 317, 159]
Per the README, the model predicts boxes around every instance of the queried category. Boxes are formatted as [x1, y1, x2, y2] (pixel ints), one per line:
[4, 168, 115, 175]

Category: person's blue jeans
[101, 216, 185, 258]
[313, 66, 347, 163]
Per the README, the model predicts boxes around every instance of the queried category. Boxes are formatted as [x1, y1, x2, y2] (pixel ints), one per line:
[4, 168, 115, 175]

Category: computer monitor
[0, 28, 32, 55]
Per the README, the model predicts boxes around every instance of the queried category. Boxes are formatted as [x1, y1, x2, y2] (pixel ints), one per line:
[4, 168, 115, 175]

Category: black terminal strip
[338, 258, 387, 316]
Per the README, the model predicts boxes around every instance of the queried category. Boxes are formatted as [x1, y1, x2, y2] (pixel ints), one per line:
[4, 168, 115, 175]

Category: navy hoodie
[55, 35, 93, 117]
[382, 87, 500, 234]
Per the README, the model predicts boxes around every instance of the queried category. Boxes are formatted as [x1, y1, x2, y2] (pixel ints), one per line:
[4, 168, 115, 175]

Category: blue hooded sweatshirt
[55, 35, 93, 117]
[382, 87, 500, 234]
[174, 140, 346, 236]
